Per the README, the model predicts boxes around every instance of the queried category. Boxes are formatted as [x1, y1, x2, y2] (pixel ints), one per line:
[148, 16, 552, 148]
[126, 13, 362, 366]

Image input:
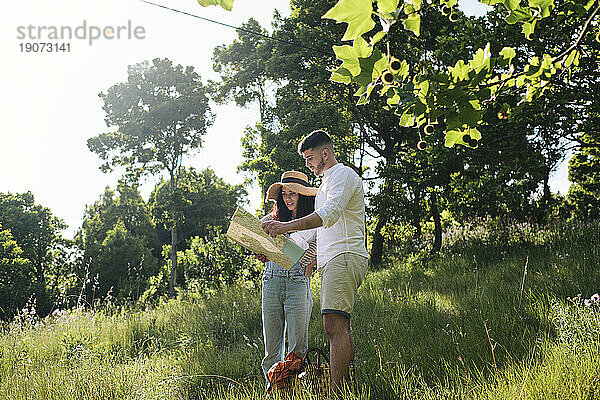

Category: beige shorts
[320, 252, 368, 319]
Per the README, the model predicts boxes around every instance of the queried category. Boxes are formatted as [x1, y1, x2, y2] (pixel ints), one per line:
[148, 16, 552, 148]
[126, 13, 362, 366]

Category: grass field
[1, 221, 599, 399]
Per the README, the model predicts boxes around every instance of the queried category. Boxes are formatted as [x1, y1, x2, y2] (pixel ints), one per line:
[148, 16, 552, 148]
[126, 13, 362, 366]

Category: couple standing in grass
[256, 130, 368, 394]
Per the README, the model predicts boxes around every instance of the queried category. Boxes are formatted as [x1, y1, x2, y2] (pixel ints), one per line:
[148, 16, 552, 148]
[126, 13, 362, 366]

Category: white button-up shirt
[314, 163, 368, 268]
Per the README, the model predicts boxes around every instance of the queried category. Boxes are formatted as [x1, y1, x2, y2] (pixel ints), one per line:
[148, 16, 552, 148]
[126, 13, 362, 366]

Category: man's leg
[320, 253, 367, 394]
[323, 313, 353, 393]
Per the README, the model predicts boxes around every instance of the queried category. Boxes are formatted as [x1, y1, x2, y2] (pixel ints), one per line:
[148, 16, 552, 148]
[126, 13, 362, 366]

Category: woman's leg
[283, 275, 310, 357]
[262, 275, 285, 379]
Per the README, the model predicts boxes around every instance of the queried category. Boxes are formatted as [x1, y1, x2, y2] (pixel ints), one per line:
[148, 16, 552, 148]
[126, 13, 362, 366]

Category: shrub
[181, 231, 261, 291]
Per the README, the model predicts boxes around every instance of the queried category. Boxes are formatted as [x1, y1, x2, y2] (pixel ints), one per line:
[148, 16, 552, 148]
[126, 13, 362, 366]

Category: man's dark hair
[298, 130, 333, 154]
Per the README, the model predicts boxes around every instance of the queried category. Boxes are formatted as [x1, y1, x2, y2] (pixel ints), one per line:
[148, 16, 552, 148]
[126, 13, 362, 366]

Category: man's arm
[262, 212, 322, 238]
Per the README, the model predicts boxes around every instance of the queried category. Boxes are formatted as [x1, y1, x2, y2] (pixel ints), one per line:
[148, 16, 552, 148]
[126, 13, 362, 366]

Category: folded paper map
[226, 206, 306, 270]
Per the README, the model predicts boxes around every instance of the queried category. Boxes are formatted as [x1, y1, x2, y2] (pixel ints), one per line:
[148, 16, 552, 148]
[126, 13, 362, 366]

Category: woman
[256, 171, 317, 383]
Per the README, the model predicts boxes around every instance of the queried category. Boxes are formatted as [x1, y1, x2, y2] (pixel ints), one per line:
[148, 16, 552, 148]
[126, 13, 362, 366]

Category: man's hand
[262, 220, 289, 238]
[253, 253, 268, 263]
[305, 260, 316, 278]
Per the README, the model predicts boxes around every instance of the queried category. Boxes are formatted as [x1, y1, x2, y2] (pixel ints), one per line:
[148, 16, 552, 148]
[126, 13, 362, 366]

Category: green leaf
[445, 128, 481, 148]
[505, 7, 532, 24]
[529, 0, 554, 17]
[323, 0, 376, 41]
[564, 49, 579, 67]
[584, 0, 596, 11]
[399, 109, 415, 127]
[353, 36, 372, 58]
[413, 99, 427, 123]
[500, 47, 516, 61]
[387, 92, 401, 105]
[469, 44, 492, 73]
[377, 0, 400, 13]
[469, 99, 481, 110]
[332, 36, 373, 77]
[449, 60, 469, 81]
[333, 45, 361, 75]
[197, 0, 234, 11]
[458, 100, 482, 125]
[503, 0, 520, 11]
[418, 79, 430, 98]
[444, 129, 463, 147]
[370, 31, 387, 45]
[445, 111, 461, 130]
[355, 48, 388, 86]
[397, 59, 410, 80]
[373, 52, 389, 76]
[467, 127, 481, 140]
[330, 67, 353, 84]
[522, 20, 536, 39]
[357, 83, 377, 104]
[403, 13, 421, 36]
[412, 0, 423, 8]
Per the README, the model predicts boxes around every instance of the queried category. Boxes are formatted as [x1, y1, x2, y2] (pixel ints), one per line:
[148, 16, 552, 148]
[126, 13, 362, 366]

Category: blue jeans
[261, 261, 312, 380]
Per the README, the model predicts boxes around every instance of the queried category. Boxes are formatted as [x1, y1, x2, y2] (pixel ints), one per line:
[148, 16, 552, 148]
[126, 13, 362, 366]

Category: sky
[1, 0, 570, 239]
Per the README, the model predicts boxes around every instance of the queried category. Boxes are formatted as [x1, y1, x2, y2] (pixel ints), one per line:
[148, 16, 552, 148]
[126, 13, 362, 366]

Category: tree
[94, 221, 158, 301]
[322, 0, 600, 149]
[88, 58, 214, 297]
[149, 167, 247, 257]
[568, 131, 600, 219]
[208, 0, 599, 263]
[200, 0, 600, 148]
[0, 224, 34, 320]
[212, 8, 361, 212]
[178, 232, 260, 292]
[76, 181, 160, 302]
[78, 181, 160, 256]
[212, 18, 275, 123]
[212, 1, 474, 260]
[0, 192, 66, 297]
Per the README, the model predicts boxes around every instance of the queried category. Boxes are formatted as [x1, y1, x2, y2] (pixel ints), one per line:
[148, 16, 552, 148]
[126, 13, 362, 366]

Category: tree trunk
[413, 191, 422, 241]
[169, 226, 177, 297]
[430, 191, 442, 254]
[168, 174, 178, 298]
[35, 243, 45, 284]
[369, 212, 388, 267]
[538, 167, 551, 223]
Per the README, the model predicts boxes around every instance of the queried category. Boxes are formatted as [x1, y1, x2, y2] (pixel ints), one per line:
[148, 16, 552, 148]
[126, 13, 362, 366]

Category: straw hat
[265, 171, 318, 202]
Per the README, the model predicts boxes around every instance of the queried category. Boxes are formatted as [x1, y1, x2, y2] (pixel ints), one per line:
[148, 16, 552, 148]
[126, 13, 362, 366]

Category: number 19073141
[19, 42, 71, 53]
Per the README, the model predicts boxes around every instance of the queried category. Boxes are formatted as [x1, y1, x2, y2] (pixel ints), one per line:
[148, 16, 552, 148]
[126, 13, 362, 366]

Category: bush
[92, 221, 159, 302]
[181, 231, 261, 291]
[142, 231, 261, 302]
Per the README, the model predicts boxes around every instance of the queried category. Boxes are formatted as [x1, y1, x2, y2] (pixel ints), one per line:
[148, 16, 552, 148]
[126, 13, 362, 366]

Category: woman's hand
[253, 253, 268, 263]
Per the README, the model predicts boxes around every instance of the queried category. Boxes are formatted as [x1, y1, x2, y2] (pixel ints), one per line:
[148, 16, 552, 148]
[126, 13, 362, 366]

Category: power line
[137, 0, 332, 56]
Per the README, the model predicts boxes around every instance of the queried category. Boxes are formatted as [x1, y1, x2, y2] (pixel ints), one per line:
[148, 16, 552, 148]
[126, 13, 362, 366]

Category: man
[262, 130, 368, 393]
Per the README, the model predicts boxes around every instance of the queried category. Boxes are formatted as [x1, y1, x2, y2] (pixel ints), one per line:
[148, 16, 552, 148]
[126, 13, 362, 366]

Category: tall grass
[1, 221, 599, 399]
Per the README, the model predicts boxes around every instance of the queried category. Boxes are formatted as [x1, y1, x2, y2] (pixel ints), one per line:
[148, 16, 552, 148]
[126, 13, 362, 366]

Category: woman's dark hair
[272, 189, 315, 222]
